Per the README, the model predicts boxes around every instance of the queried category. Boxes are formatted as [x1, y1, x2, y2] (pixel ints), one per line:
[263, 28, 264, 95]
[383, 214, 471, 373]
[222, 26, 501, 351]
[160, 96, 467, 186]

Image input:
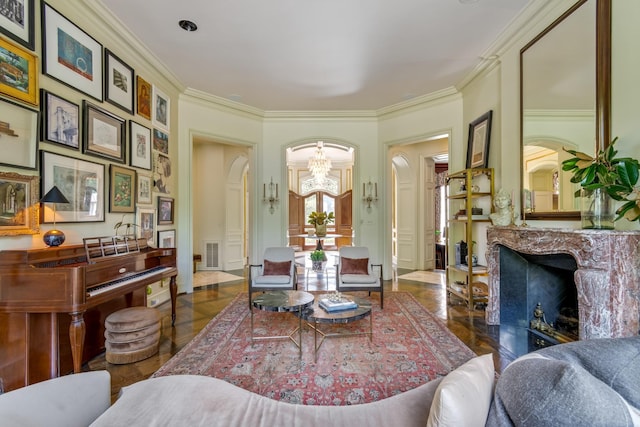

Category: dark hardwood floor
[87, 267, 516, 401]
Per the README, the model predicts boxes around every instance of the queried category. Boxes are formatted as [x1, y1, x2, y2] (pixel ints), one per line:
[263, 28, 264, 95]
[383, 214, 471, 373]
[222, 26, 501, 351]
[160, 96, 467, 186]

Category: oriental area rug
[153, 292, 476, 405]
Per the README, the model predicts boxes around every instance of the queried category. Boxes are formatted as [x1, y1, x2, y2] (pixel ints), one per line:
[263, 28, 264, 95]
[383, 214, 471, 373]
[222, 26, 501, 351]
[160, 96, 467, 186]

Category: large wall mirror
[521, 0, 610, 220]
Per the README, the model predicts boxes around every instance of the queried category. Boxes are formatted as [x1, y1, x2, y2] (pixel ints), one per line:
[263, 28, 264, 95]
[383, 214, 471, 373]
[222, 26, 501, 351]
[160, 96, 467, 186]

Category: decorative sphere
[43, 229, 65, 247]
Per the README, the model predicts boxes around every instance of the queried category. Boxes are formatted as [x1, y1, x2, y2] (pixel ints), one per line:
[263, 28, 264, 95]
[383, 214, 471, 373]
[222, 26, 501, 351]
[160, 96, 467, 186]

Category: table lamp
[40, 185, 70, 247]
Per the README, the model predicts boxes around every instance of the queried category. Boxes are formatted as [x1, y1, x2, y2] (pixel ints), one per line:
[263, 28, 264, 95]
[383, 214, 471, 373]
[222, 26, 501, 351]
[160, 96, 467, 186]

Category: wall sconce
[362, 180, 378, 209]
[263, 177, 279, 214]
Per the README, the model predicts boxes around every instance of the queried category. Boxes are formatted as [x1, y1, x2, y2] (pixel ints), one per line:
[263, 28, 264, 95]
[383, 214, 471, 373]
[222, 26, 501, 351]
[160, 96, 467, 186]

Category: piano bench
[105, 307, 161, 364]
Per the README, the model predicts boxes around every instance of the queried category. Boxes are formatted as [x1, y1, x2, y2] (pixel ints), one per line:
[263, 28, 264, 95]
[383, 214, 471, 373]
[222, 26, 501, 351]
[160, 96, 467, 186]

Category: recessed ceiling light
[458, 0, 479, 3]
[179, 20, 198, 32]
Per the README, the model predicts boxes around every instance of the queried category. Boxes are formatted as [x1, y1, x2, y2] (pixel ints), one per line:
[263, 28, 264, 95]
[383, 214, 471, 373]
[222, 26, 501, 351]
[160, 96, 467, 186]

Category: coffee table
[250, 290, 315, 357]
[300, 294, 372, 361]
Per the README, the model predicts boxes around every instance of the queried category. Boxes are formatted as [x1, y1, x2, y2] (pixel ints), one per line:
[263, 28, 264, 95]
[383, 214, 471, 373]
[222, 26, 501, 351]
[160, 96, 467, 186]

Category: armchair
[249, 247, 298, 308]
[336, 246, 383, 308]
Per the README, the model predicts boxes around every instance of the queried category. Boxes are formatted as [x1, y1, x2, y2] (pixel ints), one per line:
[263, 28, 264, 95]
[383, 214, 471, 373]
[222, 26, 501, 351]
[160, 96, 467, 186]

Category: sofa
[1, 336, 638, 426]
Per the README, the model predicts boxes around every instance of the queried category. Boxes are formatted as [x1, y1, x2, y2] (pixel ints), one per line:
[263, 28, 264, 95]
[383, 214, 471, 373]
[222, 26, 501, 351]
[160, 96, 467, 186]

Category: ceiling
[99, 0, 532, 111]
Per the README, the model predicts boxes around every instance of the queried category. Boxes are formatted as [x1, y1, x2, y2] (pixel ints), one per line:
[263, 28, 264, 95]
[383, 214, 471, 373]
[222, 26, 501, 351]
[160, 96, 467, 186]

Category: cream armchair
[336, 246, 383, 308]
[249, 247, 298, 308]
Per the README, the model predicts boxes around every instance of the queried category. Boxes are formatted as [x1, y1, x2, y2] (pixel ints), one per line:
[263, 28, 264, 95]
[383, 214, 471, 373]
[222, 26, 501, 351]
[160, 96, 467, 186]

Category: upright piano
[0, 237, 178, 391]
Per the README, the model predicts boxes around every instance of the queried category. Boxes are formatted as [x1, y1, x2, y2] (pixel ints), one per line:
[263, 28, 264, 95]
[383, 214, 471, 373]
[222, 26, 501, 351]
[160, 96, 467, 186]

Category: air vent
[203, 241, 220, 270]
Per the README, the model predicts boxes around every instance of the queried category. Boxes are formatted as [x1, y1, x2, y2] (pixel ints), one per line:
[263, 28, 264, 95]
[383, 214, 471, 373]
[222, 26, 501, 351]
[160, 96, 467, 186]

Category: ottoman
[105, 307, 161, 364]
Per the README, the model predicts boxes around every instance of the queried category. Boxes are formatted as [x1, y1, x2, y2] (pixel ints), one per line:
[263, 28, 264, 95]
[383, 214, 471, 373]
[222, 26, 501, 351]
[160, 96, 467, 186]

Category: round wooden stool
[105, 307, 161, 364]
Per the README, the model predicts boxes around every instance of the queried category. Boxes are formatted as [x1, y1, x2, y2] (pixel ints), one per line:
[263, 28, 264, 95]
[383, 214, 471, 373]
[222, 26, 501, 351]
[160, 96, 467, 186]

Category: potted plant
[309, 249, 326, 272]
[307, 211, 335, 236]
[562, 137, 640, 228]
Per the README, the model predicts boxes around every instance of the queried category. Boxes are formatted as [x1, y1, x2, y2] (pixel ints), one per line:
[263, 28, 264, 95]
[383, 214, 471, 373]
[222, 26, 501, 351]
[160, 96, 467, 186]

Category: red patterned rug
[153, 291, 476, 405]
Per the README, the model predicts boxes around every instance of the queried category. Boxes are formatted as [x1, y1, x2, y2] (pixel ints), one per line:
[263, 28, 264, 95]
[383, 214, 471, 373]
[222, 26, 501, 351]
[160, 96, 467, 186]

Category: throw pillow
[263, 260, 291, 276]
[340, 257, 369, 275]
[426, 353, 495, 427]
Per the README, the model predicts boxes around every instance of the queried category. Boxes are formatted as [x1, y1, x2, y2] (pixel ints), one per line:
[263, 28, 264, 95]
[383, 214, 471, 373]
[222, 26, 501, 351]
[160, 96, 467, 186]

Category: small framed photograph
[153, 128, 168, 154]
[0, 0, 34, 49]
[0, 98, 38, 170]
[104, 49, 134, 114]
[41, 89, 79, 149]
[158, 229, 175, 248]
[41, 151, 105, 223]
[109, 164, 136, 213]
[136, 75, 151, 120]
[136, 173, 152, 204]
[152, 85, 170, 131]
[82, 100, 126, 163]
[0, 171, 39, 236]
[41, 3, 103, 101]
[130, 121, 152, 170]
[466, 110, 493, 169]
[157, 196, 174, 225]
[136, 206, 156, 246]
[0, 36, 38, 106]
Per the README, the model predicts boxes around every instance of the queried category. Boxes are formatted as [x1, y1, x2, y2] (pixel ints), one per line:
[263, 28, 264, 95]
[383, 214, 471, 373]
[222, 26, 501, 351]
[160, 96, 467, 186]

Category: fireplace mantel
[486, 227, 640, 339]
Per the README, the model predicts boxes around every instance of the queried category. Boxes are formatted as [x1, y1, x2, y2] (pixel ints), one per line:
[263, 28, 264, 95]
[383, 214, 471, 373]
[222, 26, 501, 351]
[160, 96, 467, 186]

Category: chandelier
[307, 141, 332, 181]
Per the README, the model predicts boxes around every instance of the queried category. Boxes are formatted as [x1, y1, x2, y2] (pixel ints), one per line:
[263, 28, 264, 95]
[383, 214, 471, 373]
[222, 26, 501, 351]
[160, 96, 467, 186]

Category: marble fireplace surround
[486, 227, 640, 340]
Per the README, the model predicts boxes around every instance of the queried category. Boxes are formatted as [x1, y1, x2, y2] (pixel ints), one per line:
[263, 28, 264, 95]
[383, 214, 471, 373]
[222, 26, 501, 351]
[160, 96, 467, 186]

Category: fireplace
[486, 227, 640, 356]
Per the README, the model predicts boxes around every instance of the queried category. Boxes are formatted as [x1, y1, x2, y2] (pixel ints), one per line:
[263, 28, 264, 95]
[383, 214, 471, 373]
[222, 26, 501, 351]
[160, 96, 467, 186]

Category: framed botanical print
[82, 100, 126, 163]
[0, 172, 39, 236]
[466, 110, 493, 169]
[157, 196, 173, 225]
[130, 121, 152, 170]
[136, 173, 152, 204]
[136, 75, 151, 120]
[42, 3, 103, 101]
[0, 98, 38, 169]
[109, 164, 136, 213]
[0, 36, 38, 105]
[40, 151, 105, 223]
[157, 229, 175, 248]
[0, 0, 34, 49]
[152, 85, 170, 131]
[104, 49, 134, 114]
[41, 89, 79, 149]
[136, 206, 156, 246]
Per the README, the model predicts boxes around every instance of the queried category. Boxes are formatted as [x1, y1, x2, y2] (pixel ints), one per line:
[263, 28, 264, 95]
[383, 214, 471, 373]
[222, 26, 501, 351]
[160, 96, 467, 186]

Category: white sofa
[2, 337, 639, 427]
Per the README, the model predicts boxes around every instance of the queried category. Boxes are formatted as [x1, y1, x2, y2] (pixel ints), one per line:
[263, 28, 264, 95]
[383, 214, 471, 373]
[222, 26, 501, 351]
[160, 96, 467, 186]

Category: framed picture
[136, 173, 152, 204]
[0, 36, 38, 105]
[0, 98, 38, 169]
[41, 151, 105, 223]
[136, 206, 155, 246]
[0, 172, 39, 236]
[41, 3, 103, 101]
[153, 152, 171, 194]
[157, 229, 175, 248]
[0, 0, 34, 49]
[109, 164, 136, 213]
[82, 100, 125, 163]
[466, 110, 493, 169]
[152, 85, 170, 131]
[153, 128, 168, 154]
[157, 196, 174, 225]
[136, 75, 151, 120]
[41, 89, 79, 149]
[130, 121, 152, 170]
[104, 49, 134, 114]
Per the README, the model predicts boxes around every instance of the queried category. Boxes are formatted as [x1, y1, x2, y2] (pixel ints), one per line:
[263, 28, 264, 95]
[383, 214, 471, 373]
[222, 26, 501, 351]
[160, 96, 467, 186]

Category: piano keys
[0, 237, 177, 391]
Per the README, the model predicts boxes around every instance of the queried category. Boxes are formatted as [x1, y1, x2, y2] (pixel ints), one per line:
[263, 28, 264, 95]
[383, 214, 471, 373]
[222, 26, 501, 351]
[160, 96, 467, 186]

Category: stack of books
[319, 297, 358, 312]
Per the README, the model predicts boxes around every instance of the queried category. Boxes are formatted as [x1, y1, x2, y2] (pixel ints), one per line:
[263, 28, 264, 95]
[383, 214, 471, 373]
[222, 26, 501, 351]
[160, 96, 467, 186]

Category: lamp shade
[40, 186, 70, 204]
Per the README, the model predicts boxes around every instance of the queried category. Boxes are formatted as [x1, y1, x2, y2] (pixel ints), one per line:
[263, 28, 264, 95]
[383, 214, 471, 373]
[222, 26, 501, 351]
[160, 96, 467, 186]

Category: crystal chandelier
[307, 141, 332, 181]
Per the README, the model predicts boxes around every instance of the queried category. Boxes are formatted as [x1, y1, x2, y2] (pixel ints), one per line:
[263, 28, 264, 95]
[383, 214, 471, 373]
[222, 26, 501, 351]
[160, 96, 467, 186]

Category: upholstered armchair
[336, 246, 383, 308]
[249, 247, 298, 308]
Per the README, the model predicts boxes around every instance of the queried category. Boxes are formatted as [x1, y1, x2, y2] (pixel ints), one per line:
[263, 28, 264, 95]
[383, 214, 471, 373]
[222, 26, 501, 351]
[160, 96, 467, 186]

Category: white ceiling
[99, 0, 531, 111]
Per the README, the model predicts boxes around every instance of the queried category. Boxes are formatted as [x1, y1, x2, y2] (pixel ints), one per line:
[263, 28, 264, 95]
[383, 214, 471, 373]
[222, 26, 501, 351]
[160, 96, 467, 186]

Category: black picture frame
[82, 100, 126, 163]
[41, 89, 80, 149]
[0, 0, 34, 50]
[466, 110, 493, 169]
[104, 48, 134, 114]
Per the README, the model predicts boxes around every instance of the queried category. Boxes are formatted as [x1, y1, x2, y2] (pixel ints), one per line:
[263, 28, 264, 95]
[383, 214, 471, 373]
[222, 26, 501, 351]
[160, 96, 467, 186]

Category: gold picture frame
[0, 36, 38, 106]
[0, 172, 39, 236]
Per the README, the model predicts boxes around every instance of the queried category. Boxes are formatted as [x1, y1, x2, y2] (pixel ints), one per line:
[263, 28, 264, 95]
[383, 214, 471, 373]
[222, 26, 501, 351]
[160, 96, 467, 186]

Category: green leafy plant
[310, 250, 326, 262]
[562, 137, 640, 221]
[307, 211, 335, 226]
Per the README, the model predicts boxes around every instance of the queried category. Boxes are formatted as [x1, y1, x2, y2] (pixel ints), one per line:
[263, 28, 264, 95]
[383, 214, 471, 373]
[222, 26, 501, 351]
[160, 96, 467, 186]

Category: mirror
[521, 0, 610, 219]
